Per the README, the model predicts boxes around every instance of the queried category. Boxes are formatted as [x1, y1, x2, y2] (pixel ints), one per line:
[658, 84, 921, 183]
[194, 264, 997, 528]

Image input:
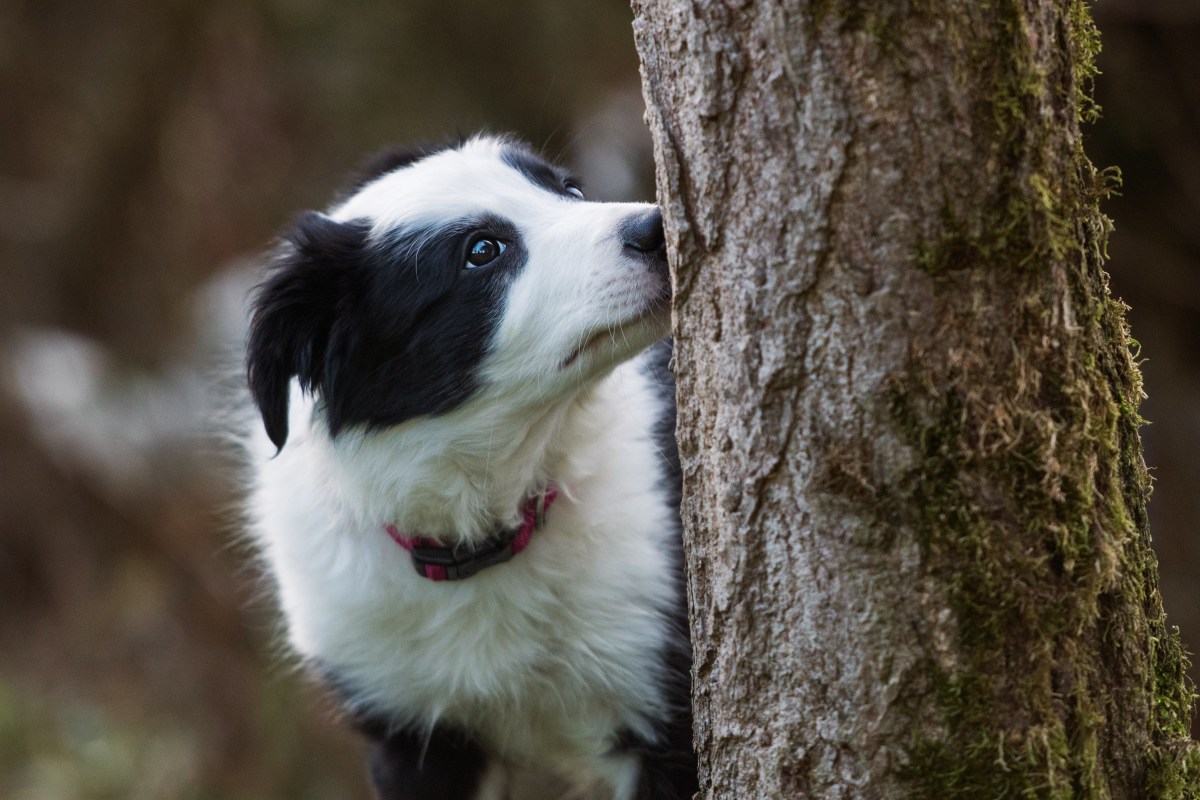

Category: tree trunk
[631, 1, 1199, 797]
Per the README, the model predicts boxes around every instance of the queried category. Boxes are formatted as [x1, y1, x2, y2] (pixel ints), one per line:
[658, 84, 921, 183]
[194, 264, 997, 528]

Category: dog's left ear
[247, 212, 368, 451]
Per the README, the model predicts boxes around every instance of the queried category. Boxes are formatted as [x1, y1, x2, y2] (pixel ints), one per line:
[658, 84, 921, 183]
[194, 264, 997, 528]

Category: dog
[242, 135, 697, 800]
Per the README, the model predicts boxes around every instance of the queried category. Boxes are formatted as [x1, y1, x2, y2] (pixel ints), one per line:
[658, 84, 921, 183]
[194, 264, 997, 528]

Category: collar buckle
[409, 536, 516, 581]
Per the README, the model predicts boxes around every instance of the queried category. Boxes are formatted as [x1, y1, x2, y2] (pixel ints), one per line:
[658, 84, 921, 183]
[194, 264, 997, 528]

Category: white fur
[244, 137, 680, 799]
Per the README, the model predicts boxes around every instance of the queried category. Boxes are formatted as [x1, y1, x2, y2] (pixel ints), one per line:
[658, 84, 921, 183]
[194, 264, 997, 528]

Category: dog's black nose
[620, 208, 667, 274]
[623, 208, 664, 252]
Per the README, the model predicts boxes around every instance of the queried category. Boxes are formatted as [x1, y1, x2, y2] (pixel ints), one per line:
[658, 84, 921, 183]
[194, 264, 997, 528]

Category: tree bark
[632, 1, 1199, 797]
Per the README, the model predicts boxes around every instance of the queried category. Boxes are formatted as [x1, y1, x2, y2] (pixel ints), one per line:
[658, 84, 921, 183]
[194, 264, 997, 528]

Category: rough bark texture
[632, 1, 1199, 797]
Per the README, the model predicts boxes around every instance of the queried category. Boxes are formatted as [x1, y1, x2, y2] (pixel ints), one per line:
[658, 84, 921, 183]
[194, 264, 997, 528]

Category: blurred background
[0, 0, 1196, 797]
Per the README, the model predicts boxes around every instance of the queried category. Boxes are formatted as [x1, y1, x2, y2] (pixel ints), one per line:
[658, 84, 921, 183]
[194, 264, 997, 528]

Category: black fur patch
[323, 668, 489, 800]
[338, 143, 444, 200]
[247, 212, 372, 450]
[620, 339, 697, 800]
[643, 339, 681, 514]
[501, 142, 583, 200]
[246, 211, 525, 449]
[362, 719, 489, 800]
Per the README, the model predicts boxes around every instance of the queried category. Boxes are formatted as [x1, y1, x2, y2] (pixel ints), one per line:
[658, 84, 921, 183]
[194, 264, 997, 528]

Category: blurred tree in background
[0, 0, 1195, 797]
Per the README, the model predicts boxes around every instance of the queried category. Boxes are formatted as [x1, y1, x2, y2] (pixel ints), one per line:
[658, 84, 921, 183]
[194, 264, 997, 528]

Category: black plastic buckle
[410, 534, 516, 581]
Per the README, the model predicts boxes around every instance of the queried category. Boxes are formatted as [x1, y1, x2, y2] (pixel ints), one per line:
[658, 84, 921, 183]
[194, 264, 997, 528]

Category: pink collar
[384, 485, 558, 581]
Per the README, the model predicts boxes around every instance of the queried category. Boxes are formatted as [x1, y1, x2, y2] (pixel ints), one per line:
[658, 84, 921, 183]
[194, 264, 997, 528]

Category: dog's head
[247, 136, 670, 450]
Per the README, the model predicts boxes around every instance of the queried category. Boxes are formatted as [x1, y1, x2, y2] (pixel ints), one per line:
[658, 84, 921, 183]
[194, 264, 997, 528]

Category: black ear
[246, 212, 368, 450]
[340, 145, 433, 197]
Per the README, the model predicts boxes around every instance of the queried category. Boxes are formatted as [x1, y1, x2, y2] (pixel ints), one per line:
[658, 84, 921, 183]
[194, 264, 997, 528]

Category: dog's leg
[366, 723, 492, 800]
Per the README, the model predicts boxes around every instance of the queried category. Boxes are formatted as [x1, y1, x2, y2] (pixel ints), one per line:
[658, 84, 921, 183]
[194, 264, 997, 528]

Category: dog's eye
[565, 183, 584, 200]
[466, 237, 506, 268]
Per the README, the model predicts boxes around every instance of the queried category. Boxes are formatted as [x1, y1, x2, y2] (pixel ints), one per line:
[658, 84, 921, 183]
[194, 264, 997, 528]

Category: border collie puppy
[243, 136, 696, 800]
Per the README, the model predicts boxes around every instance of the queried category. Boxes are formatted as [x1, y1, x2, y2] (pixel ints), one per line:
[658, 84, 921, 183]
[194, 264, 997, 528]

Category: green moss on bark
[821, 0, 1199, 795]
[909, 0, 1088, 282]
[798, 1, 1194, 794]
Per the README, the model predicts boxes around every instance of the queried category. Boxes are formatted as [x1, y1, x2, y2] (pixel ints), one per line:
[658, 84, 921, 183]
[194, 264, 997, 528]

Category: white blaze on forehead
[329, 136, 568, 233]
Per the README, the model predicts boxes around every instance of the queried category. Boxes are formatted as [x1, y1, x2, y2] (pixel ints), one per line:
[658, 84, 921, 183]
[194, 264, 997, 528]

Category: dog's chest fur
[248, 357, 680, 796]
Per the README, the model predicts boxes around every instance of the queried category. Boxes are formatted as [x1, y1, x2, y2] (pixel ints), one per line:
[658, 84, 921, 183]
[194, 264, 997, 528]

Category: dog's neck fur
[310, 380, 604, 546]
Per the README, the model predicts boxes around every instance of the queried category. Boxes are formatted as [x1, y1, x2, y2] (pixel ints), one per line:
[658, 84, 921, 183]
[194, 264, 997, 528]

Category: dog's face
[247, 136, 670, 449]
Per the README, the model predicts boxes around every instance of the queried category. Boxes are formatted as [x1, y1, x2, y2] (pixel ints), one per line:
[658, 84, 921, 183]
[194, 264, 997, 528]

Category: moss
[1146, 743, 1200, 800]
[908, 0, 1081, 282]
[885, 360, 1113, 796]
[818, 1, 1200, 795]
[1068, 0, 1103, 125]
[890, 243, 1199, 795]
[806, 1, 1197, 793]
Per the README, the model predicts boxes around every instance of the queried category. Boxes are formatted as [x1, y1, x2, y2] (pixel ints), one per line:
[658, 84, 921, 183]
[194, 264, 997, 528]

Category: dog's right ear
[247, 211, 368, 451]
